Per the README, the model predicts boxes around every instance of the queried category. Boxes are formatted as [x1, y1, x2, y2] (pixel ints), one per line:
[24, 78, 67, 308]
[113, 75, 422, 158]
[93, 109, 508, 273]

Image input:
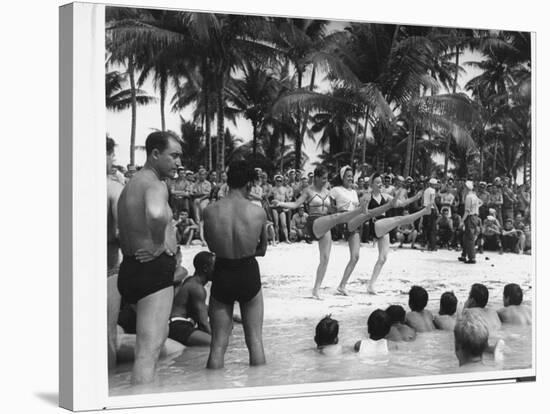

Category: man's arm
[255, 211, 268, 257]
[145, 183, 169, 246]
[190, 286, 211, 334]
[107, 180, 123, 242]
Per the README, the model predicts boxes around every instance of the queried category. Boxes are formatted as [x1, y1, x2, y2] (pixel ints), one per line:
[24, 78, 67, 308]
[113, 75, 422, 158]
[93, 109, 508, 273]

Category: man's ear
[151, 148, 160, 159]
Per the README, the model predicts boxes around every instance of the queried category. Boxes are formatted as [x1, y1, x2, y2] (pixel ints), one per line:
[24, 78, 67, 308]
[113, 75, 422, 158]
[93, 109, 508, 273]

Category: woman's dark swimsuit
[211, 256, 261, 305]
[368, 194, 388, 239]
[117, 252, 176, 304]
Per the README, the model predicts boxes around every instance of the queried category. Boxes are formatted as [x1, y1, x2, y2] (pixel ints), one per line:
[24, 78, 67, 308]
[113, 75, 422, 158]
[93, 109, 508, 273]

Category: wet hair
[313, 165, 328, 178]
[314, 315, 339, 347]
[386, 305, 406, 324]
[503, 283, 523, 306]
[227, 160, 255, 189]
[145, 131, 180, 156]
[106, 136, 115, 155]
[408, 285, 429, 312]
[454, 310, 489, 357]
[468, 283, 489, 308]
[439, 292, 458, 316]
[367, 309, 392, 340]
[179, 209, 189, 216]
[193, 251, 215, 273]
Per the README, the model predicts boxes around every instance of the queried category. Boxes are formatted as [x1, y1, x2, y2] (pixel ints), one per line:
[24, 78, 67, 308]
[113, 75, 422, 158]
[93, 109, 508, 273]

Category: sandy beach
[181, 240, 533, 321]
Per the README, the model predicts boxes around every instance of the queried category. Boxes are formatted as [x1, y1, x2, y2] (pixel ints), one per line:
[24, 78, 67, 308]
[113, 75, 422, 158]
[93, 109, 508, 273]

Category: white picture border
[60, 1, 538, 411]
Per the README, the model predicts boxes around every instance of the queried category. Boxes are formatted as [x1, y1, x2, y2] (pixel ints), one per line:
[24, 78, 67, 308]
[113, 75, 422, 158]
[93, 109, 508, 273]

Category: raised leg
[132, 286, 174, 384]
[239, 290, 266, 366]
[206, 296, 234, 369]
[374, 206, 430, 237]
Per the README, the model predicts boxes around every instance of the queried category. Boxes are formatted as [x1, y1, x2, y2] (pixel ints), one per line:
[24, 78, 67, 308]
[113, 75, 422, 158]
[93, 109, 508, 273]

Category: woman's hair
[314, 315, 339, 347]
[313, 165, 328, 178]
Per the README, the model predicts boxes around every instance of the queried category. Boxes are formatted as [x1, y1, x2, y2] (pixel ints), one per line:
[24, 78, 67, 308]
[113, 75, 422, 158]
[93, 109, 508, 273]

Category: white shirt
[358, 338, 389, 356]
[329, 186, 359, 212]
[423, 187, 436, 207]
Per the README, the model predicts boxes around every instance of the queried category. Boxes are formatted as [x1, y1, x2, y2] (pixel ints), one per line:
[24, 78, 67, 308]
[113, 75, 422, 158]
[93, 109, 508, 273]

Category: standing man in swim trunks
[117, 131, 182, 385]
[203, 160, 268, 369]
[107, 137, 123, 371]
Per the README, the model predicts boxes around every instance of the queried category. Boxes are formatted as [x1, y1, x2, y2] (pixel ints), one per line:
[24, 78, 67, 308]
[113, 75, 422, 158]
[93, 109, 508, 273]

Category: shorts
[211, 256, 261, 305]
[117, 253, 176, 304]
[168, 317, 197, 345]
[305, 214, 324, 241]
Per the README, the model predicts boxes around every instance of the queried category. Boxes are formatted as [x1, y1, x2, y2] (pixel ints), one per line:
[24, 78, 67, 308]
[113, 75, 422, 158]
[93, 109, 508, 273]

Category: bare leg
[279, 211, 290, 243]
[198, 222, 207, 246]
[132, 286, 174, 384]
[313, 232, 332, 299]
[271, 209, 280, 242]
[239, 290, 266, 366]
[107, 274, 121, 372]
[367, 234, 390, 295]
[186, 330, 211, 347]
[374, 206, 431, 237]
[311, 206, 366, 239]
[207, 296, 234, 369]
[193, 199, 202, 222]
[336, 232, 361, 295]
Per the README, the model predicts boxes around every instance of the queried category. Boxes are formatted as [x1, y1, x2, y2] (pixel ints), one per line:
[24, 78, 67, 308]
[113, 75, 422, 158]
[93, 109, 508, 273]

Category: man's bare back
[203, 196, 267, 259]
[497, 305, 531, 325]
[107, 177, 123, 272]
[405, 310, 435, 332]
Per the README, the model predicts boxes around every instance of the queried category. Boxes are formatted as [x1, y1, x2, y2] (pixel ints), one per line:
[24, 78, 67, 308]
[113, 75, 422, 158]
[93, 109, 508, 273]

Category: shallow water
[109, 313, 532, 396]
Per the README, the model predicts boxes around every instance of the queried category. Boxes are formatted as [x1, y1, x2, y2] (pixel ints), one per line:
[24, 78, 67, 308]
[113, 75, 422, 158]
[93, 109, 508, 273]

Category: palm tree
[105, 69, 156, 112]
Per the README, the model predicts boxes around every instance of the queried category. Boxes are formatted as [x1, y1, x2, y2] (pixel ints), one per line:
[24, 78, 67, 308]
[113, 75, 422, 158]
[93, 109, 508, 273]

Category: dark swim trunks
[211, 256, 261, 305]
[305, 214, 324, 241]
[168, 317, 197, 345]
[117, 253, 176, 304]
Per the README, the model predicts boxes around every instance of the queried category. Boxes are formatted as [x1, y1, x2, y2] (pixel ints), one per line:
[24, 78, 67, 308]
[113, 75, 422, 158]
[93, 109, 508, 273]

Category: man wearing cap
[481, 208, 503, 253]
[459, 181, 482, 263]
[502, 176, 517, 222]
[488, 178, 504, 225]
[423, 178, 439, 251]
[171, 167, 191, 216]
[477, 181, 490, 220]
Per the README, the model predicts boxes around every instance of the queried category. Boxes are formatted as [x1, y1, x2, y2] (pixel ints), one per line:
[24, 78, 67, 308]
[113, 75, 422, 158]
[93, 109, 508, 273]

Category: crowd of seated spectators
[109, 162, 531, 254]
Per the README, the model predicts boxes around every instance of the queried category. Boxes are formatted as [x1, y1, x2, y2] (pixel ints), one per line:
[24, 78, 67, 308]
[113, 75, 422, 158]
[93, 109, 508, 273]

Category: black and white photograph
[102, 2, 534, 401]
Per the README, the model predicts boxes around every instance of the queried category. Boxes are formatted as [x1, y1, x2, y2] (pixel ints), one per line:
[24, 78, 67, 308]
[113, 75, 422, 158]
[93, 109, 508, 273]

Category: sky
[106, 21, 483, 172]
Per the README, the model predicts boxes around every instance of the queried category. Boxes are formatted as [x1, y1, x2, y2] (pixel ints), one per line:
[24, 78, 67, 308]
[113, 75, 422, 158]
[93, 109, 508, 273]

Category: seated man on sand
[354, 309, 393, 356]
[434, 291, 458, 331]
[314, 315, 342, 356]
[405, 285, 435, 332]
[385, 305, 416, 342]
[463, 283, 502, 333]
[168, 251, 215, 346]
[497, 283, 532, 325]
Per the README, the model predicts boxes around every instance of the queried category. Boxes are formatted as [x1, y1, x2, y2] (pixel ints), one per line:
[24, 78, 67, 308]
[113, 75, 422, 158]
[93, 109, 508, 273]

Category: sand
[181, 240, 534, 321]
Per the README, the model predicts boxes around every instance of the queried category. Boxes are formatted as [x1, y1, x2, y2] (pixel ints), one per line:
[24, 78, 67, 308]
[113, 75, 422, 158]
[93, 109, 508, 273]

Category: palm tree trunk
[443, 46, 461, 177]
[252, 120, 258, 155]
[479, 138, 484, 181]
[128, 58, 137, 166]
[350, 109, 361, 166]
[280, 133, 285, 172]
[361, 107, 370, 165]
[160, 71, 167, 132]
[217, 78, 225, 172]
[203, 69, 212, 171]
[405, 123, 416, 176]
[492, 137, 498, 177]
